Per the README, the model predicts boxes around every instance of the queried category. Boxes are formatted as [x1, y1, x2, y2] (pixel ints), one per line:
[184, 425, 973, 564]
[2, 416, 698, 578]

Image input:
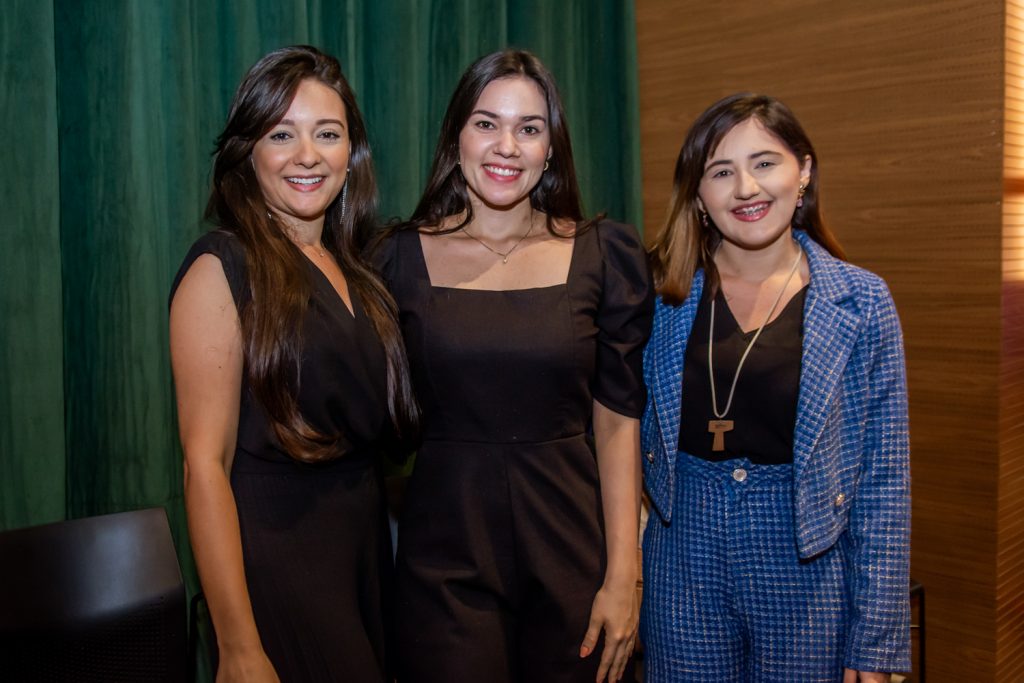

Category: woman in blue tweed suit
[639, 93, 910, 682]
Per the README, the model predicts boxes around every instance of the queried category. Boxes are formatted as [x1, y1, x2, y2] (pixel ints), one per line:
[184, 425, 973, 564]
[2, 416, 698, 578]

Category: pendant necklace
[461, 216, 534, 264]
[707, 247, 803, 452]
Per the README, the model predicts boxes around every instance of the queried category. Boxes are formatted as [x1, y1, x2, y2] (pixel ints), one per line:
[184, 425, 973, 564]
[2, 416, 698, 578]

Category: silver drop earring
[340, 168, 350, 221]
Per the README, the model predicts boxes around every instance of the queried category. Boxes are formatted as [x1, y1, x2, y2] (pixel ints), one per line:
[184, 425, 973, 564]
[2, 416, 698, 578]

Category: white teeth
[484, 165, 520, 177]
[735, 204, 767, 216]
[287, 177, 324, 185]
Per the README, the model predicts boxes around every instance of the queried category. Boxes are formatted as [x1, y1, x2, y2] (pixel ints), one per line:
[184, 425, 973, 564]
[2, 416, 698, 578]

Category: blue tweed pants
[641, 452, 849, 682]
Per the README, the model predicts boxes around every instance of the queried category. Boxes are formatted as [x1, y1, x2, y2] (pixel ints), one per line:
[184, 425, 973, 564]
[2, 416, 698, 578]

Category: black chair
[910, 578, 926, 682]
[0, 507, 187, 682]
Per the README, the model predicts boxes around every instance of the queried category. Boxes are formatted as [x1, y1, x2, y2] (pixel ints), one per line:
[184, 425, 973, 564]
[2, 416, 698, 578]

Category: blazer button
[645, 451, 655, 463]
[835, 493, 846, 507]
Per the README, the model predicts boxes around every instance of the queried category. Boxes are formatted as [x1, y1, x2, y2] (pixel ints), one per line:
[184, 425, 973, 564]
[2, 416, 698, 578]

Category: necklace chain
[461, 219, 534, 264]
[708, 247, 803, 419]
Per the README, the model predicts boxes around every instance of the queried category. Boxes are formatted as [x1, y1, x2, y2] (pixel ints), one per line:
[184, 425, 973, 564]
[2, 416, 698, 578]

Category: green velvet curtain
[2, 0, 640, 676]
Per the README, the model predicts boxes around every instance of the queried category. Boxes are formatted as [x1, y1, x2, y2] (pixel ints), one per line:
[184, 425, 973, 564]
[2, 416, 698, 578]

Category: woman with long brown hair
[170, 46, 417, 682]
[374, 49, 653, 683]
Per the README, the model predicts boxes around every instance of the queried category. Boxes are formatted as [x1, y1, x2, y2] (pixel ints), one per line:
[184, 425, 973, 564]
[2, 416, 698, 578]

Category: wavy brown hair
[402, 49, 593, 235]
[206, 45, 418, 461]
[649, 93, 845, 305]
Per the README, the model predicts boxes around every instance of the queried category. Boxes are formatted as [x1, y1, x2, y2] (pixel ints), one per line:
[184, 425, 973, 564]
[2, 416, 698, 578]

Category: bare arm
[170, 254, 277, 682]
[579, 399, 642, 683]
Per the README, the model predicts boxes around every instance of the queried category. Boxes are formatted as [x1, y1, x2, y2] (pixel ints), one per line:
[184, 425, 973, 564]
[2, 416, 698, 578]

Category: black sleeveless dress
[171, 231, 395, 682]
[375, 221, 653, 682]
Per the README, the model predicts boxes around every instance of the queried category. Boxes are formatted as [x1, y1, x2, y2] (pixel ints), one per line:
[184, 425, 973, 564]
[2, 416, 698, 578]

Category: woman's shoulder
[802, 237, 899, 337]
[591, 218, 645, 251]
[801, 233, 891, 298]
[171, 229, 248, 306]
[183, 229, 246, 265]
[587, 218, 650, 284]
[366, 225, 418, 278]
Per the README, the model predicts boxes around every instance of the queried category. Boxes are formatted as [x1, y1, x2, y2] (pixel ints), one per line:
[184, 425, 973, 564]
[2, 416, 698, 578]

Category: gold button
[835, 493, 846, 507]
[645, 451, 655, 464]
[732, 468, 747, 482]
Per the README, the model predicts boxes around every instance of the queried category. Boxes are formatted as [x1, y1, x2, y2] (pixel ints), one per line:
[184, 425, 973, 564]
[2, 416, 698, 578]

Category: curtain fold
[1, 0, 66, 528]
[3, 3, 641, 678]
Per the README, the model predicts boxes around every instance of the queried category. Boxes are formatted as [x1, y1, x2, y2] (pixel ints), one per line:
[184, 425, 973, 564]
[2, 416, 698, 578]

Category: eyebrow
[471, 109, 547, 123]
[278, 118, 346, 128]
[705, 150, 782, 170]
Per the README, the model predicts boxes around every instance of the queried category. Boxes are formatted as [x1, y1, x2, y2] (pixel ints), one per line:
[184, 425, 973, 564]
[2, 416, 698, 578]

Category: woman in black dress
[170, 46, 417, 682]
[375, 49, 653, 683]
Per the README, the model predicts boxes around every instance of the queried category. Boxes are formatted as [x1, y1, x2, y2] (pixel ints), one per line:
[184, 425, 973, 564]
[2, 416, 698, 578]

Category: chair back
[0, 507, 187, 682]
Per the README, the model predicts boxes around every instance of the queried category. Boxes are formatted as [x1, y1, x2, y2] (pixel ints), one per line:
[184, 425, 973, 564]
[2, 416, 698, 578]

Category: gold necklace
[461, 219, 534, 264]
[707, 247, 803, 452]
[301, 243, 326, 258]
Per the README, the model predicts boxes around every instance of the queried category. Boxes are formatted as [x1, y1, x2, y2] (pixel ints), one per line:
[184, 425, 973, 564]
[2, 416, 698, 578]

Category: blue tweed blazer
[641, 230, 911, 671]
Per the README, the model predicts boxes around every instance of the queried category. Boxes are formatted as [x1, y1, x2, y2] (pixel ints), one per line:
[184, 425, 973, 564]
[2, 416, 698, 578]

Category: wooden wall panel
[637, 1, 1009, 679]
[1001, 4, 1024, 680]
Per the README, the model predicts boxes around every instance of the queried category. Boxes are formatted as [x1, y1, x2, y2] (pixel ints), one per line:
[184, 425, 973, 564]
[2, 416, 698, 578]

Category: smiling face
[251, 78, 350, 231]
[458, 76, 552, 213]
[697, 117, 812, 252]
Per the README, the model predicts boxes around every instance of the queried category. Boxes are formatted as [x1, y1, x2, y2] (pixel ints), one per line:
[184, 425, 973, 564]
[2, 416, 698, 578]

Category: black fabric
[376, 221, 652, 682]
[678, 284, 806, 465]
[170, 230, 394, 682]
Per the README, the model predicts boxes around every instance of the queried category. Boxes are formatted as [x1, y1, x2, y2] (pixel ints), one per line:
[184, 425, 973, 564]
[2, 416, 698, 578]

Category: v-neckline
[301, 252, 357, 319]
[715, 284, 807, 337]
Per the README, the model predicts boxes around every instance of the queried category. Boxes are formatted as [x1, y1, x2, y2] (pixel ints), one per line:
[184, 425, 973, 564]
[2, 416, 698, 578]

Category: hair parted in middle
[649, 92, 846, 306]
[404, 48, 592, 235]
[206, 44, 418, 462]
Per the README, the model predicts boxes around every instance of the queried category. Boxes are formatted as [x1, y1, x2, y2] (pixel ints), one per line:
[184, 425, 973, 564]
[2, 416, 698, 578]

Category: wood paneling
[1001, 4, 1024, 680]
[637, 1, 1015, 679]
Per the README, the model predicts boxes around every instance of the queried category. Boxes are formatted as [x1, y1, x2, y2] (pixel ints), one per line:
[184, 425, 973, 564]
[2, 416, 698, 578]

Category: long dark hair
[206, 45, 418, 462]
[404, 49, 590, 235]
[649, 93, 846, 305]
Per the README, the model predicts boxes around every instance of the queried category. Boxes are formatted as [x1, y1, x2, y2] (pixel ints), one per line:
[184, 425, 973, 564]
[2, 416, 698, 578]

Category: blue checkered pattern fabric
[640, 231, 911, 675]
[642, 453, 848, 681]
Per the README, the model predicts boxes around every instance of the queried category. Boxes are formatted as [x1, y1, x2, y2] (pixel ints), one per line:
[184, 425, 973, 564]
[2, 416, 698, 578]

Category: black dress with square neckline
[375, 220, 653, 682]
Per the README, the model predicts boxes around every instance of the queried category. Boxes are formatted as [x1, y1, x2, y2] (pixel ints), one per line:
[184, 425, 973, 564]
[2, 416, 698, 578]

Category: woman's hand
[585, 401, 642, 682]
[580, 577, 638, 682]
[843, 669, 890, 682]
[216, 648, 280, 683]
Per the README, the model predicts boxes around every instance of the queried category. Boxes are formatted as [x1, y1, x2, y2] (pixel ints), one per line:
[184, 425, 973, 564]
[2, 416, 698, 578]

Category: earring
[797, 183, 806, 208]
[699, 210, 709, 227]
[544, 160, 550, 172]
[340, 178, 349, 220]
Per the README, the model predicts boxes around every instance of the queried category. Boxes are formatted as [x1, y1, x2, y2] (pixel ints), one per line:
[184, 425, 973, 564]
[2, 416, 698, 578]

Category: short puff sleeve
[592, 220, 654, 418]
[367, 229, 402, 288]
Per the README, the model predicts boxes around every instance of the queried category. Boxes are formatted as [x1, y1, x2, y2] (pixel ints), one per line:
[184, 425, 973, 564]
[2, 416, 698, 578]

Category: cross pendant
[708, 419, 734, 452]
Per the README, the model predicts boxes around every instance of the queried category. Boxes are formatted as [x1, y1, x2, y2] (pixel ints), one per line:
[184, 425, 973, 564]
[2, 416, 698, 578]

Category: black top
[170, 230, 393, 470]
[374, 220, 654, 443]
[678, 283, 806, 464]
